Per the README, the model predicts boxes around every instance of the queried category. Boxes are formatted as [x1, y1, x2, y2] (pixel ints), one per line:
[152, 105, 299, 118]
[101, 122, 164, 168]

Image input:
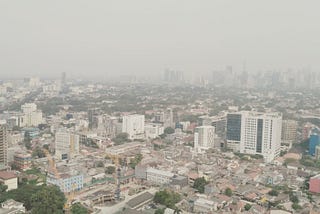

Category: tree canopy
[193, 177, 208, 193]
[31, 185, 66, 214]
[71, 202, 88, 214]
[0, 184, 66, 213]
[154, 190, 181, 209]
[112, 132, 131, 145]
[129, 154, 143, 169]
[224, 187, 233, 197]
[164, 127, 175, 135]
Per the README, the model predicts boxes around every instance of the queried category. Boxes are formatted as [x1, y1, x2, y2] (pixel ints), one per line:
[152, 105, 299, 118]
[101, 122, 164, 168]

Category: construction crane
[106, 153, 121, 201]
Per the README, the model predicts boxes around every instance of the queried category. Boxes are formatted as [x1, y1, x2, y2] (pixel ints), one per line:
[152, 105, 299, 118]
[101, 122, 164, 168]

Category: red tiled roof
[0, 171, 17, 180]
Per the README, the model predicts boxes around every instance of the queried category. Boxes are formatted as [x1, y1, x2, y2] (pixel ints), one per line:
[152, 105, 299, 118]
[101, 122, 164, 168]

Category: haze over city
[1, 1, 320, 214]
[1, 0, 320, 79]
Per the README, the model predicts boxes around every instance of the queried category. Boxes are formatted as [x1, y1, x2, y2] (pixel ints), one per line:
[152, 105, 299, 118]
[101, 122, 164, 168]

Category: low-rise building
[47, 173, 83, 193]
[126, 192, 153, 210]
[0, 171, 18, 191]
[309, 174, 320, 194]
[1, 199, 26, 213]
[145, 123, 164, 139]
[13, 152, 32, 170]
[146, 168, 174, 185]
[193, 198, 217, 213]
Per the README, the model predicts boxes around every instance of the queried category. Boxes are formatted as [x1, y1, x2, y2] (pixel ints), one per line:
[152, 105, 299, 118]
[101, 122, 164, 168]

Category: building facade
[47, 173, 83, 193]
[122, 114, 145, 140]
[309, 134, 320, 156]
[194, 126, 215, 153]
[20, 103, 43, 127]
[55, 129, 80, 160]
[145, 123, 164, 139]
[146, 168, 174, 185]
[281, 120, 298, 143]
[0, 121, 8, 169]
[0, 171, 18, 191]
[226, 111, 282, 163]
[13, 152, 32, 170]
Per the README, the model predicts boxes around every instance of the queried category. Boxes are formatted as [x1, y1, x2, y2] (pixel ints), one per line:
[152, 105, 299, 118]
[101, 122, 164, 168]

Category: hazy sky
[0, 0, 319, 79]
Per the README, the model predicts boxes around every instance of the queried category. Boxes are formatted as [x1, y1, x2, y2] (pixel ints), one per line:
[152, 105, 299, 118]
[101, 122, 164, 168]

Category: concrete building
[122, 114, 145, 140]
[194, 126, 215, 153]
[55, 129, 79, 160]
[226, 111, 282, 163]
[7, 132, 23, 146]
[1, 199, 26, 213]
[193, 198, 217, 213]
[0, 171, 18, 191]
[20, 103, 43, 127]
[13, 152, 32, 170]
[145, 123, 164, 139]
[309, 174, 320, 194]
[315, 145, 320, 160]
[126, 192, 154, 210]
[309, 134, 320, 156]
[47, 173, 83, 193]
[154, 109, 174, 128]
[105, 142, 143, 156]
[0, 121, 8, 169]
[146, 168, 174, 185]
[100, 116, 118, 138]
[281, 120, 298, 143]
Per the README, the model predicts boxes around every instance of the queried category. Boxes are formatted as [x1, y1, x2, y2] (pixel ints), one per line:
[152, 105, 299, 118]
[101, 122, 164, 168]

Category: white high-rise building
[20, 103, 43, 127]
[55, 129, 79, 160]
[194, 126, 215, 153]
[226, 111, 282, 163]
[122, 114, 145, 140]
[0, 120, 8, 169]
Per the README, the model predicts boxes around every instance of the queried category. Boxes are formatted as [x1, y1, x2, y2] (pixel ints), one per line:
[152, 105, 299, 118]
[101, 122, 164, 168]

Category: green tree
[292, 203, 302, 210]
[155, 208, 165, 214]
[224, 187, 233, 197]
[105, 166, 116, 174]
[96, 161, 104, 168]
[71, 203, 88, 214]
[289, 192, 299, 204]
[154, 190, 181, 209]
[112, 132, 130, 145]
[0, 183, 8, 193]
[244, 204, 252, 211]
[32, 147, 46, 158]
[43, 144, 50, 151]
[0, 184, 42, 210]
[192, 177, 208, 193]
[129, 154, 143, 169]
[164, 127, 175, 134]
[268, 189, 279, 196]
[31, 185, 66, 214]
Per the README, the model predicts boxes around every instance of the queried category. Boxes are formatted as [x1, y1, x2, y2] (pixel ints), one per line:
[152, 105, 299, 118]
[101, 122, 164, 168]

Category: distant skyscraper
[61, 72, 66, 85]
[122, 114, 145, 140]
[0, 121, 8, 169]
[88, 108, 100, 129]
[226, 111, 282, 163]
[194, 126, 215, 153]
